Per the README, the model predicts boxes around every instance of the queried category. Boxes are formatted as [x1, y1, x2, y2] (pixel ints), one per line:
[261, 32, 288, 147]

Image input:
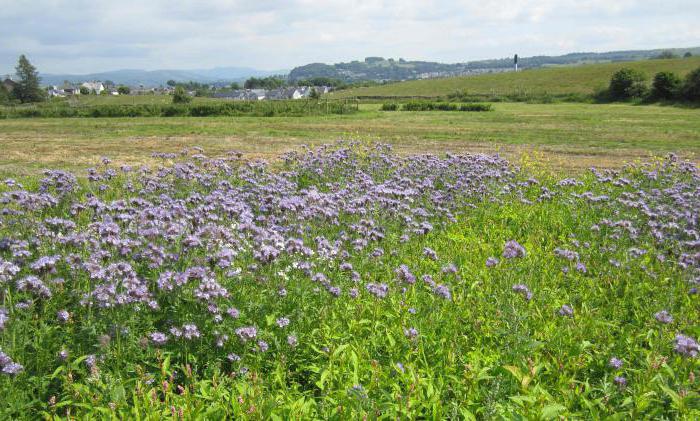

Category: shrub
[380, 103, 398, 111]
[117, 86, 131, 95]
[79, 86, 90, 95]
[608, 68, 647, 100]
[459, 103, 493, 112]
[173, 86, 192, 104]
[650, 71, 682, 100]
[681, 66, 700, 102]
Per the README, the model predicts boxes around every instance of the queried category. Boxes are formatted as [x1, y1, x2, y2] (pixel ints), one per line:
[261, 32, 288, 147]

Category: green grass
[0, 102, 698, 176]
[331, 57, 700, 99]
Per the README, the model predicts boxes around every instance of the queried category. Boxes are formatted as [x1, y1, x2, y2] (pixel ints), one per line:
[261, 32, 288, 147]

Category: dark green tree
[650, 71, 681, 100]
[0, 84, 9, 104]
[172, 86, 191, 104]
[167, 80, 177, 87]
[79, 86, 90, 95]
[608, 68, 647, 100]
[13, 55, 45, 103]
[684, 52, 692, 58]
[117, 85, 131, 95]
[653, 50, 678, 60]
[230, 82, 240, 90]
[308, 87, 320, 100]
[681, 66, 700, 101]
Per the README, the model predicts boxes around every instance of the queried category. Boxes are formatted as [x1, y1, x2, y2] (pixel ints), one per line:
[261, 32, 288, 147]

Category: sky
[1, 0, 700, 74]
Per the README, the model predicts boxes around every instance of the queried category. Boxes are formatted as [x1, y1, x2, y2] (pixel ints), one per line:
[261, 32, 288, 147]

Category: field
[0, 142, 698, 418]
[1, 102, 699, 177]
[331, 57, 700, 99]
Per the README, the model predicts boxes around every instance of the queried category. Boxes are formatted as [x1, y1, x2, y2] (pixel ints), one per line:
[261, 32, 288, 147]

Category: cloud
[1, 0, 698, 73]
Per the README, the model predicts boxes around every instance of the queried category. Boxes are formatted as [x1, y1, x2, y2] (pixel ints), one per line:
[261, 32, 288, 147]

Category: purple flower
[395, 265, 416, 284]
[485, 257, 499, 267]
[287, 335, 298, 347]
[256, 340, 269, 352]
[235, 326, 258, 342]
[512, 284, 532, 301]
[609, 357, 623, 369]
[673, 334, 698, 358]
[227, 353, 241, 362]
[2, 362, 23, 375]
[149, 332, 168, 345]
[404, 327, 419, 340]
[227, 307, 240, 318]
[503, 240, 526, 259]
[276, 317, 290, 328]
[654, 310, 673, 324]
[558, 304, 574, 317]
[614, 376, 627, 387]
[366, 283, 389, 299]
[56, 310, 70, 323]
[182, 324, 200, 340]
[433, 284, 452, 300]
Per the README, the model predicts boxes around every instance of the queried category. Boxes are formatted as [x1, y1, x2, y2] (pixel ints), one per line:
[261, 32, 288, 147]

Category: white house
[81, 81, 104, 95]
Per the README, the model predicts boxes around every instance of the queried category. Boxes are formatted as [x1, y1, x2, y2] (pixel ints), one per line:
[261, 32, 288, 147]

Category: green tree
[309, 87, 320, 100]
[117, 85, 131, 95]
[0, 84, 9, 104]
[167, 80, 177, 87]
[13, 55, 45, 103]
[172, 86, 191, 104]
[684, 52, 692, 58]
[79, 86, 90, 95]
[653, 50, 678, 60]
[230, 82, 241, 90]
[681, 66, 700, 101]
[608, 68, 647, 100]
[650, 71, 681, 100]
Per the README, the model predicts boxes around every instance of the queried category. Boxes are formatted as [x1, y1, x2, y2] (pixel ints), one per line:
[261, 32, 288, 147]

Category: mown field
[0, 142, 697, 419]
[331, 57, 700, 99]
[1, 102, 699, 176]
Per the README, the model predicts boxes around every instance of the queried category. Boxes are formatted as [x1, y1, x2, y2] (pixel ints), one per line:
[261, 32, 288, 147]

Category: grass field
[0, 102, 698, 176]
[331, 57, 700, 99]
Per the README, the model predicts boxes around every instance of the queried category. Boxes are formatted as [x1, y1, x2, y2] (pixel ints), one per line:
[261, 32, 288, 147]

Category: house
[2, 78, 17, 93]
[81, 81, 104, 95]
[47, 86, 67, 97]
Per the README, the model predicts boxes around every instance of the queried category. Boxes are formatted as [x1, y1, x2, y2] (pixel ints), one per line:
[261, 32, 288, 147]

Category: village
[2, 77, 333, 101]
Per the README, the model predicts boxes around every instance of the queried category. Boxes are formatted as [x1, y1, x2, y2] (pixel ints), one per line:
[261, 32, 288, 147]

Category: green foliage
[166, 79, 177, 87]
[172, 86, 192, 104]
[229, 82, 240, 90]
[653, 51, 678, 60]
[12, 55, 45, 103]
[401, 101, 492, 112]
[684, 52, 693, 58]
[0, 99, 358, 119]
[608, 68, 648, 100]
[650, 71, 682, 100]
[244, 76, 286, 90]
[681, 67, 700, 101]
[0, 85, 10, 105]
[79, 86, 90, 95]
[117, 86, 131, 95]
[308, 87, 320, 100]
[380, 102, 399, 111]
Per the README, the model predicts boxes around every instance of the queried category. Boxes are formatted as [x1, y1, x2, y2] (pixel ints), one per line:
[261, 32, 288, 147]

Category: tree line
[603, 66, 700, 102]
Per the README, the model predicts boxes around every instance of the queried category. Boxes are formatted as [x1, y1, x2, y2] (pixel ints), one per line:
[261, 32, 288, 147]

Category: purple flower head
[366, 283, 389, 299]
[256, 340, 269, 352]
[149, 332, 168, 346]
[485, 257, 499, 268]
[654, 310, 673, 324]
[609, 357, 623, 369]
[56, 310, 70, 323]
[182, 324, 200, 340]
[235, 326, 258, 342]
[276, 317, 290, 328]
[287, 335, 298, 347]
[433, 284, 452, 300]
[614, 376, 627, 387]
[404, 327, 419, 340]
[673, 334, 698, 358]
[503, 240, 527, 259]
[512, 284, 532, 301]
[395, 265, 416, 284]
[558, 304, 574, 317]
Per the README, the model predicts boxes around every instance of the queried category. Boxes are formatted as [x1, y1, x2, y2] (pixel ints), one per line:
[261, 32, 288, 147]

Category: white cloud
[0, 0, 698, 73]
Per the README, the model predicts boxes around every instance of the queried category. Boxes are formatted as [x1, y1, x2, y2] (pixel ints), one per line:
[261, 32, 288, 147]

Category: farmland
[1, 102, 699, 176]
[331, 57, 700, 99]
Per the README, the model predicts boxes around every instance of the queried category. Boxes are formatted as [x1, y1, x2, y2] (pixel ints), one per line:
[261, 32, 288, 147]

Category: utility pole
[514, 54, 518, 72]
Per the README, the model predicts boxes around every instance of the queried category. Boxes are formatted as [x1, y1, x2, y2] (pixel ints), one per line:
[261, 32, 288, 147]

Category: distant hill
[38, 67, 288, 87]
[290, 47, 700, 83]
[331, 56, 700, 99]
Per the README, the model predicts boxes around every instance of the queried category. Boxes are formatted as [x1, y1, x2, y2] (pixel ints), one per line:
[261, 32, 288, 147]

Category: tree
[13, 55, 45, 103]
[650, 71, 681, 100]
[117, 85, 131, 95]
[608, 68, 647, 100]
[681, 66, 700, 101]
[172, 86, 191, 104]
[653, 50, 678, 60]
[684, 52, 693, 58]
[230, 82, 240, 90]
[308, 87, 320, 100]
[79, 86, 90, 95]
[0, 84, 9, 105]
[167, 80, 177, 87]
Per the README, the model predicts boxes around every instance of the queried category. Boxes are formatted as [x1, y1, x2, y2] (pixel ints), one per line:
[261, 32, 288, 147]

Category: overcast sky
[1, 0, 699, 74]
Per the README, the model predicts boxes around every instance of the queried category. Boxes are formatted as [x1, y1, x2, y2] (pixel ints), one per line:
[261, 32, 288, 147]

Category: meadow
[0, 142, 697, 419]
[0, 102, 699, 176]
[331, 56, 700, 100]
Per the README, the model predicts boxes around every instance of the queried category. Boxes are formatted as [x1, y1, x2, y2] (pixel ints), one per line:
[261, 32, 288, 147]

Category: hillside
[289, 47, 700, 83]
[331, 56, 700, 99]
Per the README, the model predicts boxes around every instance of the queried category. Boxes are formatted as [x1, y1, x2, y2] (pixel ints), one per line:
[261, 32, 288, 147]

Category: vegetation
[0, 142, 697, 418]
[243, 76, 286, 90]
[172, 86, 192, 104]
[607, 68, 648, 100]
[331, 57, 700, 101]
[650, 71, 682, 100]
[398, 101, 492, 112]
[79, 86, 90, 95]
[117, 86, 131, 95]
[0, 102, 698, 176]
[681, 67, 700, 101]
[0, 99, 357, 119]
[12, 55, 45, 104]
